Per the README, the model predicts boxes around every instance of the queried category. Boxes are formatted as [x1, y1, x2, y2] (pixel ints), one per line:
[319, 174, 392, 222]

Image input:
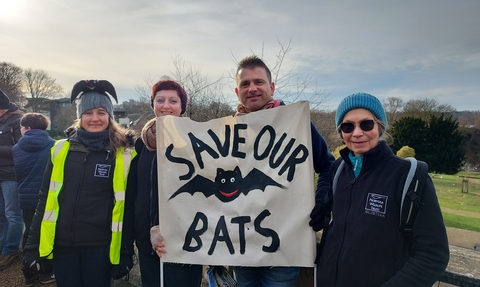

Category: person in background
[22, 80, 136, 287]
[123, 79, 203, 287]
[0, 89, 24, 271]
[13, 113, 55, 285]
[231, 55, 334, 287]
[316, 92, 449, 286]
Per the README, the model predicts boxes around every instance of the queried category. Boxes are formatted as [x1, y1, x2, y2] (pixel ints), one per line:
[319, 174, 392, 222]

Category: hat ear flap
[97, 80, 118, 103]
[71, 80, 87, 103]
[71, 80, 118, 104]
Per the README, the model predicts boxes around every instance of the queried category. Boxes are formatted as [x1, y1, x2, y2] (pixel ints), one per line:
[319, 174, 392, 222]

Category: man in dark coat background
[0, 89, 24, 270]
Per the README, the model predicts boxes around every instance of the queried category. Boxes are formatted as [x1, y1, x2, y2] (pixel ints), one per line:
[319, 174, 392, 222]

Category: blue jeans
[234, 266, 300, 287]
[138, 251, 203, 287]
[52, 245, 111, 287]
[0, 181, 24, 254]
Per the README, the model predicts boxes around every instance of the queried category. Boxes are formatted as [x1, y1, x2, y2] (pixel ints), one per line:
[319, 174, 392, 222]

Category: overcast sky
[1, 0, 479, 111]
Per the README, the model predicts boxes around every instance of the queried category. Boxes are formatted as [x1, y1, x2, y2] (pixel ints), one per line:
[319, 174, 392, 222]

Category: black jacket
[0, 103, 23, 180]
[13, 129, 54, 210]
[123, 138, 158, 255]
[25, 135, 117, 252]
[317, 141, 449, 287]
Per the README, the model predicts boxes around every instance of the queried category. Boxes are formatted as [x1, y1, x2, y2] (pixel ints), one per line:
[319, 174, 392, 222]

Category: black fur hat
[71, 80, 118, 118]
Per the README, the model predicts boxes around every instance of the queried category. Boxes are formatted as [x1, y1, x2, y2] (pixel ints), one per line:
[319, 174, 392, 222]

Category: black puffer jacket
[13, 129, 54, 210]
[0, 103, 23, 180]
[317, 141, 449, 287]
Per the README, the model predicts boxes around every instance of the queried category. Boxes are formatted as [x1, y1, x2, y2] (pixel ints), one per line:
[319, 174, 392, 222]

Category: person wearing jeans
[228, 56, 334, 287]
[0, 181, 23, 253]
[0, 90, 24, 270]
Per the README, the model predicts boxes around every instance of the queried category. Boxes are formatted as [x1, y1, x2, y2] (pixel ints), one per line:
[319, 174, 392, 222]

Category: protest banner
[157, 101, 316, 267]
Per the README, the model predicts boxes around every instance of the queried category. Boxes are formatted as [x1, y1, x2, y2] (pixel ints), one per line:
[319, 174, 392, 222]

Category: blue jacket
[13, 129, 54, 210]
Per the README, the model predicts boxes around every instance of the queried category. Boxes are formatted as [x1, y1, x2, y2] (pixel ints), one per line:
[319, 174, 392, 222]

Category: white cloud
[1, 0, 479, 111]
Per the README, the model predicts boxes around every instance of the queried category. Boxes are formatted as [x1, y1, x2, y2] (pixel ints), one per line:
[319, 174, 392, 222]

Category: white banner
[156, 101, 316, 267]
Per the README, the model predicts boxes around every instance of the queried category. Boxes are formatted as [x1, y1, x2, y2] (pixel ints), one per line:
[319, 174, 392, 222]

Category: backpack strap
[401, 157, 428, 252]
[400, 157, 418, 226]
[332, 159, 345, 197]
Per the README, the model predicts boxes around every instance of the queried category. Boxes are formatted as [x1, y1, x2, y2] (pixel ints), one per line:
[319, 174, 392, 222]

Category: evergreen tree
[425, 114, 465, 174]
[390, 117, 428, 157]
[390, 114, 465, 174]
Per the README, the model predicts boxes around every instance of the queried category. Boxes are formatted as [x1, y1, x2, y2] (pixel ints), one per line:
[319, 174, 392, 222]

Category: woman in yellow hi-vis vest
[22, 80, 136, 287]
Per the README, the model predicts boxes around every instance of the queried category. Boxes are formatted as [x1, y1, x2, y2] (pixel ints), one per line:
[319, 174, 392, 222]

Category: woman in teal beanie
[316, 93, 449, 286]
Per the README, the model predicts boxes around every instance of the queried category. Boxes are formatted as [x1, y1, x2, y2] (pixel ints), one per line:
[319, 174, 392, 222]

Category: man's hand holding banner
[156, 101, 316, 267]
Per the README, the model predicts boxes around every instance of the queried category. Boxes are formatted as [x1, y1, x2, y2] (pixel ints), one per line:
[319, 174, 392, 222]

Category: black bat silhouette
[71, 80, 118, 104]
[169, 166, 285, 202]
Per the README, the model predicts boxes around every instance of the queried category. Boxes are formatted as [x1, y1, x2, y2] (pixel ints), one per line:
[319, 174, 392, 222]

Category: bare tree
[382, 97, 405, 125]
[402, 98, 455, 121]
[0, 62, 25, 105]
[134, 54, 229, 123]
[231, 38, 331, 110]
[310, 109, 342, 151]
[170, 53, 228, 120]
[24, 68, 64, 112]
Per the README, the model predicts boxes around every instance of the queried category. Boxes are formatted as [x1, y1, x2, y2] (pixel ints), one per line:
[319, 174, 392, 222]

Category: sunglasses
[339, 120, 375, 133]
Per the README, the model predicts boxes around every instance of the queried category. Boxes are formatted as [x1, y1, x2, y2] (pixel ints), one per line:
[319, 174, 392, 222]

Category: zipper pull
[106, 150, 111, 160]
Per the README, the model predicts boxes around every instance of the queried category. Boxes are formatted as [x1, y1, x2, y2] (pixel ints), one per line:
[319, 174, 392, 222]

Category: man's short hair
[236, 55, 272, 84]
[20, 113, 50, 130]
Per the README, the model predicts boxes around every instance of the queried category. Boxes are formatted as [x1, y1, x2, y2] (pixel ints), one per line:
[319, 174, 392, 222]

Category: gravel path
[1, 226, 478, 287]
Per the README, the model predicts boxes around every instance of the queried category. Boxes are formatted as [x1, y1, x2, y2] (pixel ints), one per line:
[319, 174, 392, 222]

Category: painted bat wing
[240, 168, 285, 195]
[168, 175, 217, 200]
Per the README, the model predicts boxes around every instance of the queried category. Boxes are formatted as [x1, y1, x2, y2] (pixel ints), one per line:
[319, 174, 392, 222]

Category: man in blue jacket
[13, 113, 55, 285]
[232, 55, 334, 287]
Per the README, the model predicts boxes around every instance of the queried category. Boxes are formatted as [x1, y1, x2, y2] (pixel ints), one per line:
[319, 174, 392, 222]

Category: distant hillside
[454, 111, 480, 127]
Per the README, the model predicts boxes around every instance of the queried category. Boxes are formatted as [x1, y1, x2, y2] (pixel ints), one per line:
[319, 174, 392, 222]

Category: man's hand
[309, 202, 327, 231]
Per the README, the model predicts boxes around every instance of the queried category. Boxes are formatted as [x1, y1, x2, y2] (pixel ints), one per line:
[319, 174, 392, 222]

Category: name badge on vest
[365, 193, 388, 218]
[95, 164, 112, 178]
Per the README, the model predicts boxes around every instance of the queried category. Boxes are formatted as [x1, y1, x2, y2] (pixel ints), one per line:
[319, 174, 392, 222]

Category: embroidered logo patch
[365, 193, 388, 217]
[95, 164, 111, 178]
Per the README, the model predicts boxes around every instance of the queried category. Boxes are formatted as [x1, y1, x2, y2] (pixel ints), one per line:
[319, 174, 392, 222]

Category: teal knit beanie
[335, 93, 387, 132]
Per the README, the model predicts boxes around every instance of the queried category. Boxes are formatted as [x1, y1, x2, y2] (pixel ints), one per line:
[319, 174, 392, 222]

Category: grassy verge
[442, 212, 480, 232]
[432, 174, 480, 212]
[431, 172, 480, 232]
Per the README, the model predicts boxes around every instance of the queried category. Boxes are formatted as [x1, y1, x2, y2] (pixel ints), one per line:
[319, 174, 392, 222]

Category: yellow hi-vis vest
[39, 139, 135, 264]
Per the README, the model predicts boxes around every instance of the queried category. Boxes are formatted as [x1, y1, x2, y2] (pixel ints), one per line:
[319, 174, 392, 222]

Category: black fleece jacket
[317, 141, 449, 287]
[123, 138, 158, 255]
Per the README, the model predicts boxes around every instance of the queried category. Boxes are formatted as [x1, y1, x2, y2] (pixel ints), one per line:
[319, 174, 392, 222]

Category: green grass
[431, 172, 480, 232]
[442, 212, 480, 231]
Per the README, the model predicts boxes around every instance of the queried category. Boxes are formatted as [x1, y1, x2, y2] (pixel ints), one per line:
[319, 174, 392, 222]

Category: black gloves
[111, 249, 135, 280]
[309, 202, 328, 231]
[22, 250, 41, 280]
